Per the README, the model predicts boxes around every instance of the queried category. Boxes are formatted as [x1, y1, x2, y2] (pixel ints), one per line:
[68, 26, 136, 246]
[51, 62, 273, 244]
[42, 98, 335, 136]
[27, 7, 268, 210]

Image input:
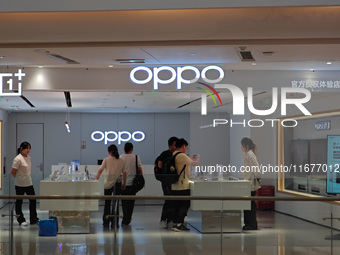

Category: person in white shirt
[120, 142, 143, 226]
[96, 144, 126, 229]
[11, 141, 39, 226]
[241, 137, 261, 230]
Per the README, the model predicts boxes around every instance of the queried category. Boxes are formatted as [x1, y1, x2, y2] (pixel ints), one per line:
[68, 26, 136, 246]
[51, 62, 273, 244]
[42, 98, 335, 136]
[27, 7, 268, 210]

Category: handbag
[132, 155, 145, 193]
[38, 216, 58, 236]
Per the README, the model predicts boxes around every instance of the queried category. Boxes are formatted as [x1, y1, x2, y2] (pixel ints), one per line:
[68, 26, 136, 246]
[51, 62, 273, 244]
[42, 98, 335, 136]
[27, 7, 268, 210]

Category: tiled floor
[1, 203, 340, 255]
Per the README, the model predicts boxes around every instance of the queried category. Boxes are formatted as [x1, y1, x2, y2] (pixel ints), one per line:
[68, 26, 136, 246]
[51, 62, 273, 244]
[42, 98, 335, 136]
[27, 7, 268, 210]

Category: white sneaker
[160, 220, 167, 229]
[21, 222, 28, 226]
[166, 221, 174, 229]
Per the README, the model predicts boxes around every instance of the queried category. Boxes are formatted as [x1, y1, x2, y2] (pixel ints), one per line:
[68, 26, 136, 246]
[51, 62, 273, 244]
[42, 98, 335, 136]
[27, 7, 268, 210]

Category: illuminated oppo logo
[91, 131, 145, 144]
[130, 65, 224, 90]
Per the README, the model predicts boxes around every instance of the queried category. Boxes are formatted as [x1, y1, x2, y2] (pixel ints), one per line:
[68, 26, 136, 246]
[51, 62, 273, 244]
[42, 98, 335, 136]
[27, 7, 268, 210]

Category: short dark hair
[175, 138, 188, 148]
[168, 136, 178, 146]
[124, 142, 133, 153]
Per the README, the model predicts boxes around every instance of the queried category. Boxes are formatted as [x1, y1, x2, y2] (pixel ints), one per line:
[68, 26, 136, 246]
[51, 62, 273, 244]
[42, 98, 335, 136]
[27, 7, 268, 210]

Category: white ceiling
[1, 6, 340, 113]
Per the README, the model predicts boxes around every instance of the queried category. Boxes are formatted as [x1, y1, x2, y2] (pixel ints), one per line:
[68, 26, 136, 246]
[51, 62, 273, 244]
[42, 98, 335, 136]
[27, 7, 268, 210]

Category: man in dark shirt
[156, 136, 178, 227]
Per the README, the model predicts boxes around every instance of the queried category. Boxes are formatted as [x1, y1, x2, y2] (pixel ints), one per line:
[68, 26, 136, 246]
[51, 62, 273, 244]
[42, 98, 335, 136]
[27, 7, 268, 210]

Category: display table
[40, 178, 99, 233]
[189, 180, 251, 233]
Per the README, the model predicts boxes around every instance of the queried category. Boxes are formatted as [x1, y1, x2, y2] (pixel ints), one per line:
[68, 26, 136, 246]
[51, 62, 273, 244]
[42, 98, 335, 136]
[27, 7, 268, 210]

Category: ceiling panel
[1, 6, 340, 113]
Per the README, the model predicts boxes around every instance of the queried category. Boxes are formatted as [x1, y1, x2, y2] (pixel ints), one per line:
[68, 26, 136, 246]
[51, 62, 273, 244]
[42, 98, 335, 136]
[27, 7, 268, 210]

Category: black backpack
[154, 150, 172, 182]
[154, 155, 164, 182]
[161, 152, 186, 185]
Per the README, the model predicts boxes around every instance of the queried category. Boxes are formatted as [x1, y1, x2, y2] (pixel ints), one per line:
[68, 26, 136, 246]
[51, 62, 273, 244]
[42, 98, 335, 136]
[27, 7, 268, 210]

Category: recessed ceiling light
[108, 65, 114, 68]
[251, 63, 256, 66]
[262, 51, 274, 56]
[38, 66, 43, 68]
[327, 62, 332, 65]
[115, 59, 145, 64]
[0, 56, 5, 59]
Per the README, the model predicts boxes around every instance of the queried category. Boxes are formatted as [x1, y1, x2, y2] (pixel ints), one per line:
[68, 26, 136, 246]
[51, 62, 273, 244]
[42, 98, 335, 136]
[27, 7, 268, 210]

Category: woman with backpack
[170, 138, 200, 232]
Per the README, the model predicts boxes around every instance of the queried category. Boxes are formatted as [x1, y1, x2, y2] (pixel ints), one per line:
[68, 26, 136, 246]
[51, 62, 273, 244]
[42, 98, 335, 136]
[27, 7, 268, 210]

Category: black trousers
[15, 185, 38, 224]
[121, 186, 136, 225]
[160, 183, 172, 223]
[171, 189, 190, 224]
[243, 191, 258, 229]
[103, 183, 121, 226]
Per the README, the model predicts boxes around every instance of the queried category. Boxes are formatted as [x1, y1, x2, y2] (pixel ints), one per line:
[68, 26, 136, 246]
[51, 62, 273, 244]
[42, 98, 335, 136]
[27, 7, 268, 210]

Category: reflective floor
[1, 203, 340, 255]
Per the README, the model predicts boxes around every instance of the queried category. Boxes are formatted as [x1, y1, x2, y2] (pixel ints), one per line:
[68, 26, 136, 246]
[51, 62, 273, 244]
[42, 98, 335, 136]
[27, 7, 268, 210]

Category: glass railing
[2, 174, 340, 255]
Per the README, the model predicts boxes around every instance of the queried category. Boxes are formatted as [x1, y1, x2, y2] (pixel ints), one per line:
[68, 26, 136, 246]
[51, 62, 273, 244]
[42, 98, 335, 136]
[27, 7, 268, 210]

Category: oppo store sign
[91, 130, 145, 145]
[130, 65, 224, 89]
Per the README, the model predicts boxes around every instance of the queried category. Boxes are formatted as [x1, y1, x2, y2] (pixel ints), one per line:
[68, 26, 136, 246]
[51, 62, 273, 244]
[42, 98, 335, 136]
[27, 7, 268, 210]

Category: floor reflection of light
[278, 233, 285, 255]
[3, 205, 340, 254]
[58, 243, 62, 251]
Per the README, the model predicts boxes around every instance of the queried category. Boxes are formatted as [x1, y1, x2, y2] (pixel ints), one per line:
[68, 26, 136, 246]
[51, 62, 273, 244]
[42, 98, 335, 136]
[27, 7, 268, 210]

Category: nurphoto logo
[201, 84, 311, 128]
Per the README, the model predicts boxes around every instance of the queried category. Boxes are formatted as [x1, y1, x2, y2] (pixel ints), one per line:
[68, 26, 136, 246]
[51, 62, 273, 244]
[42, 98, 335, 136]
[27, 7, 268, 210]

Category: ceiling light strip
[64, 91, 72, 107]
[20, 95, 35, 108]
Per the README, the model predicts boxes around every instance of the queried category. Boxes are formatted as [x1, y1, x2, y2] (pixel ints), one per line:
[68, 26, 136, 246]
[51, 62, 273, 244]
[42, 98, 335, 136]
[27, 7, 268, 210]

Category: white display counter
[49, 164, 163, 204]
[40, 179, 99, 211]
[40, 176, 99, 234]
[41, 163, 163, 233]
[189, 180, 251, 233]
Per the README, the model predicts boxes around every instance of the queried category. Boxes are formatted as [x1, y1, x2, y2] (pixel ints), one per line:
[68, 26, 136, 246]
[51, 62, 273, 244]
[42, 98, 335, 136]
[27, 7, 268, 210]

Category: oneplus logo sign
[0, 69, 25, 96]
[201, 84, 312, 116]
[130, 65, 224, 90]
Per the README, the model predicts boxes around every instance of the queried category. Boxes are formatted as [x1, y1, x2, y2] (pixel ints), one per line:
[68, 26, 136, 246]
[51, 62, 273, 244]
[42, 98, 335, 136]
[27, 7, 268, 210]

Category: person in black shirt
[156, 136, 178, 227]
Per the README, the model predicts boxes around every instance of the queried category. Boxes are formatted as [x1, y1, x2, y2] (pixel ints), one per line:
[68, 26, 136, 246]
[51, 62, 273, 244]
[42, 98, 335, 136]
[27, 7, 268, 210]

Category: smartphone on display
[193, 154, 197, 159]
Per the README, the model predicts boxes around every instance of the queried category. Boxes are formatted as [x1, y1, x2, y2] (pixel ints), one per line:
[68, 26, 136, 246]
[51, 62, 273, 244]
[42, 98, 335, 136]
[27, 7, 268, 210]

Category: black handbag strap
[173, 152, 186, 178]
[135, 155, 138, 175]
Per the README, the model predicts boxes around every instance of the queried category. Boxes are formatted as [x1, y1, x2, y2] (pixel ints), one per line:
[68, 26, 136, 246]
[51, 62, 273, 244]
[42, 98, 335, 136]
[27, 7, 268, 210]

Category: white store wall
[1, 68, 340, 227]
[4, 112, 230, 197]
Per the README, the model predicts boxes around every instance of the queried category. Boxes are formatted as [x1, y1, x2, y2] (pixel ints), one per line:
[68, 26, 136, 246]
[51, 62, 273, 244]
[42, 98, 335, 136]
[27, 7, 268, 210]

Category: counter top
[40, 178, 99, 211]
[41, 178, 98, 183]
[190, 179, 251, 211]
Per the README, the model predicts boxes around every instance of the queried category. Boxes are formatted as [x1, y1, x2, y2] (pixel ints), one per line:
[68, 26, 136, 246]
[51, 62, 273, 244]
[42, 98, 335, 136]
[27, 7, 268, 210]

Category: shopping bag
[38, 216, 58, 236]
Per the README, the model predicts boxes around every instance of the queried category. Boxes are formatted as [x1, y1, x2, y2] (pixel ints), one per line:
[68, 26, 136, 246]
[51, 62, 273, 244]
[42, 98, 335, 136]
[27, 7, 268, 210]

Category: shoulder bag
[132, 155, 145, 193]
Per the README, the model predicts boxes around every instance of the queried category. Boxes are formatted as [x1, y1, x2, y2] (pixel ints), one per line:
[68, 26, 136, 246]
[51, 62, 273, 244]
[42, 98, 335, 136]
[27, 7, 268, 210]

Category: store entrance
[17, 123, 44, 195]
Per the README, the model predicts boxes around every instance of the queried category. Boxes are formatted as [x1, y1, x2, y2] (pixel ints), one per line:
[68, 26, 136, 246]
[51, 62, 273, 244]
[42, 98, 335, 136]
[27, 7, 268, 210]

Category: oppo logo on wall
[91, 130, 146, 144]
[130, 65, 224, 90]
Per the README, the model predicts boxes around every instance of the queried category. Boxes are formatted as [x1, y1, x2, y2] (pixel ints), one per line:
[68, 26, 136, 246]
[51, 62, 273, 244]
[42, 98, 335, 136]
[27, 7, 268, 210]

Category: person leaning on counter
[96, 144, 127, 229]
